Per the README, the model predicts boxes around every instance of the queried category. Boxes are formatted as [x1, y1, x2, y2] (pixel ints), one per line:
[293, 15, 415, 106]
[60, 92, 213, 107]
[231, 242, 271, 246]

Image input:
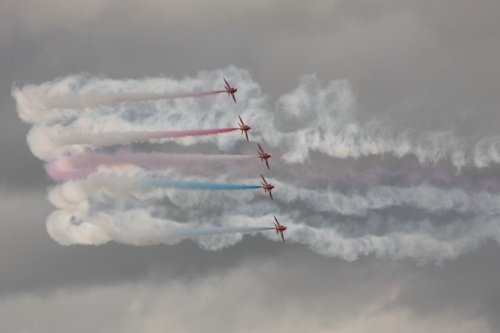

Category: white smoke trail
[48, 170, 500, 217]
[275, 182, 500, 217]
[47, 209, 271, 247]
[286, 216, 500, 262]
[12, 70, 235, 123]
[45, 205, 500, 262]
[220, 213, 500, 262]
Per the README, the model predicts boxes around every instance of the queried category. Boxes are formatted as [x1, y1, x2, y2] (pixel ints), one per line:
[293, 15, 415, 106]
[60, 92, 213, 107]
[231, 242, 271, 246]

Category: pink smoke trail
[33, 90, 228, 110]
[45, 150, 255, 181]
[285, 157, 500, 192]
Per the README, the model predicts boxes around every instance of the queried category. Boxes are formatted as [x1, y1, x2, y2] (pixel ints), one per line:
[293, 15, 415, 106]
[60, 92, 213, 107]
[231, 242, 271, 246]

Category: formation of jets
[224, 79, 287, 242]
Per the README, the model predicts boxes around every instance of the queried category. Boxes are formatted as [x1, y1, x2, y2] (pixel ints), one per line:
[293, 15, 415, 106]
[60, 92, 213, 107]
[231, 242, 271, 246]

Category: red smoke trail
[48, 127, 240, 149]
[150, 127, 239, 139]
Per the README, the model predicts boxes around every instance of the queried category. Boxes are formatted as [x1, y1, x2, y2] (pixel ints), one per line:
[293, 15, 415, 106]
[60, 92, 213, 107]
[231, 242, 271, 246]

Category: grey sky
[1, 0, 500, 331]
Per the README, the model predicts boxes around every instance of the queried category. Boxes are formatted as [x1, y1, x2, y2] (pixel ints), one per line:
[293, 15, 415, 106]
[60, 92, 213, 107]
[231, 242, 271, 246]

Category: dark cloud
[0, 242, 498, 332]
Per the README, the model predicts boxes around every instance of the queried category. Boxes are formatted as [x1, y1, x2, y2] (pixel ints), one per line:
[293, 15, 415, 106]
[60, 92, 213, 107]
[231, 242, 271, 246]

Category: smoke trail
[143, 178, 261, 191]
[48, 167, 500, 219]
[45, 204, 500, 262]
[12, 73, 234, 123]
[71, 89, 227, 106]
[203, 214, 498, 262]
[45, 151, 255, 181]
[29, 126, 239, 160]
[285, 157, 500, 192]
[47, 173, 262, 211]
[46, 209, 272, 246]
[45, 127, 239, 147]
[176, 226, 273, 237]
[48, 150, 498, 192]
[276, 183, 500, 217]
[283, 216, 500, 262]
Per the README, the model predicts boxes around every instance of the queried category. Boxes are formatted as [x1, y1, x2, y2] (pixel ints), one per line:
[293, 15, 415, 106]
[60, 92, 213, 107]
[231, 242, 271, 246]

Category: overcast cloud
[2, 0, 500, 332]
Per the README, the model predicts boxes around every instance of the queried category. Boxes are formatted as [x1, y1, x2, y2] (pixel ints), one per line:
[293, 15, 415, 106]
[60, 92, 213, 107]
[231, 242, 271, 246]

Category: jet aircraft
[272, 216, 287, 242]
[238, 116, 251, 141]
[260, 175, 275, 200]
[224, 78, 237, 103]
[257, 144, 272, 169]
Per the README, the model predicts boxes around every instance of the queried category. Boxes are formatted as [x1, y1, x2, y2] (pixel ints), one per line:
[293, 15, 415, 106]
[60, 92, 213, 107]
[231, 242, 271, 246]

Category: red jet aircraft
[223, 78, 237, 103]
[260, 174, 275, 200]
[273, 216, 287, 242]
[238, 116, 251, 141]
[257, 144, 272, 170]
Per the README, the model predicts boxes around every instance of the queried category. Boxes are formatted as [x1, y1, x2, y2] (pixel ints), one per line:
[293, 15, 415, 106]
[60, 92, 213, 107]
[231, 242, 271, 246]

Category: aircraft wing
[231, 93, 236, 103]
[245, 131, 249, 141]
[280, 231, 285, 242]
[265, 159, 270, 169]
[269, 191, 273, 200]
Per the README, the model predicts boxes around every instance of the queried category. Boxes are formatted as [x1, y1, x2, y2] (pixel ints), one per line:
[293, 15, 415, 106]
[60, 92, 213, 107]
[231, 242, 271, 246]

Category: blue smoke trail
[143, 178, 261, 191]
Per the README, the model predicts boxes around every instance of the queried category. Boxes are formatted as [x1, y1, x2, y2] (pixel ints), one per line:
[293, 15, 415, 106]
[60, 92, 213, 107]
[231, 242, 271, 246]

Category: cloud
[3, 2, 500, 331]
[0, 255, 493, 333]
